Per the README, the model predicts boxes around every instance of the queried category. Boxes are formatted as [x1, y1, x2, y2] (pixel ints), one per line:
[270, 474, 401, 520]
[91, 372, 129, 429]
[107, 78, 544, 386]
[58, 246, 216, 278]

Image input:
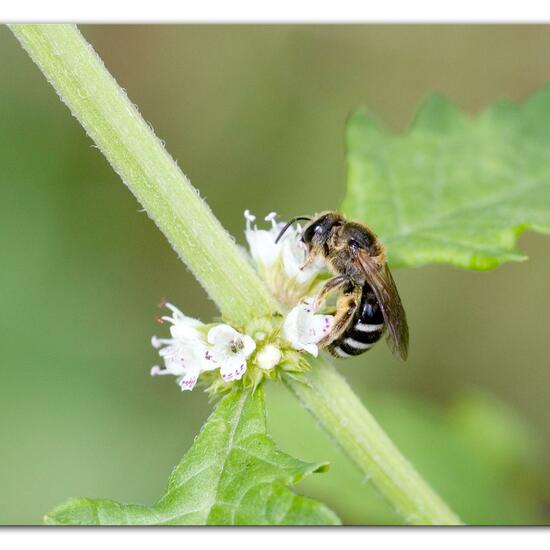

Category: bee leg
[313, 275, 348, 308]
[317, 291, 360, 348]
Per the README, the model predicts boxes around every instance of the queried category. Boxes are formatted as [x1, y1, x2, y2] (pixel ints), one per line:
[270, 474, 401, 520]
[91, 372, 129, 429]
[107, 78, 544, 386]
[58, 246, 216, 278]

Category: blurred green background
[1, 25, 549, 525]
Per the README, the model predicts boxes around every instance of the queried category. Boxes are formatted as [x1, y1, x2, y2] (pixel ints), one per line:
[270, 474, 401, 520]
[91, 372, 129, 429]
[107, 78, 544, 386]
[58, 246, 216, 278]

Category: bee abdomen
[328, 284, 385, 359]
[328, 323, 384, 358]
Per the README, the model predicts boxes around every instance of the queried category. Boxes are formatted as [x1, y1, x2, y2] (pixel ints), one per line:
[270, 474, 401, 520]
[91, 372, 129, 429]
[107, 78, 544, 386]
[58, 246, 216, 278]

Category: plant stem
[284, 358, 462, 525]
[9, 24, 278, 328]
[11, 23, 461, 525]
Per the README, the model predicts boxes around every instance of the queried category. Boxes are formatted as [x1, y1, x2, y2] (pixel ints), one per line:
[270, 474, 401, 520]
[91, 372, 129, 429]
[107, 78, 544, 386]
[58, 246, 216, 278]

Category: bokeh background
[1, 25, 549, 525]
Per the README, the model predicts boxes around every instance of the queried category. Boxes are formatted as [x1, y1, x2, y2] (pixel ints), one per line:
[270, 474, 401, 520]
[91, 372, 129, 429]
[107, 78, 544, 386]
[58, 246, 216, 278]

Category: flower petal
[246, 228, 280, 267]
[282, 298, 334, 356]
[281, 237, 306, 279]
[207, 324, 240, 346]
[170, 322, 202, 342]
[163, 303, 203, 326]
[177, 373, 198, 391]
[309, 313, 334, 341]
[241, 334, 257, 357]
[303, 343, 319, 357]
[220, 359, 247, 382]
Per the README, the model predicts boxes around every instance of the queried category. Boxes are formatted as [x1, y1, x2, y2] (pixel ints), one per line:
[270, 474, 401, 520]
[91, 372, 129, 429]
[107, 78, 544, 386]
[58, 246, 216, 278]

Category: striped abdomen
[328, 283, 385, 359]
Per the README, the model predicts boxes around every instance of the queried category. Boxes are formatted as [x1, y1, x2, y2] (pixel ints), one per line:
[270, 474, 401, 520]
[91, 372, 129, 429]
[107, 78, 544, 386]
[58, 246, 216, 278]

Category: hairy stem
[284, 358, 462, 525]
[9, 24, 277, 328]
[11, 23, 461, 525]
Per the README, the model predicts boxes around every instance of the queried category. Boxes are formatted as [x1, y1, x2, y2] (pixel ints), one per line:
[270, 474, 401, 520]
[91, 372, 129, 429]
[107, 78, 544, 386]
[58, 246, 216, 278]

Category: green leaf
[45, 386, 340, 525]
[343, 89, 550, 270]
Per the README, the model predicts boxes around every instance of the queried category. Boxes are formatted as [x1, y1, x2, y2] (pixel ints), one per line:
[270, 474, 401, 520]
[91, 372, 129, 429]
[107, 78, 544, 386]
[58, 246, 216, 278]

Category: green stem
[284, 358, 462, 525]
[11, 23, 461, 525]
[9, 23, 277, 328]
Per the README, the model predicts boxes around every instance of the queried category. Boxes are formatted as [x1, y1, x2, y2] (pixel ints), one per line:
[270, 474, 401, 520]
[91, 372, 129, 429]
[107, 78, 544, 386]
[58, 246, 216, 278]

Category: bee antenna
[275, 216, 311, 244]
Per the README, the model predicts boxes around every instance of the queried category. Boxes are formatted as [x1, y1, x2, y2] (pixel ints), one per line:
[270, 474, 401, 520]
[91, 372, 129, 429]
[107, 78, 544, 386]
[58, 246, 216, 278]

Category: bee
[276, 211, 409, 360]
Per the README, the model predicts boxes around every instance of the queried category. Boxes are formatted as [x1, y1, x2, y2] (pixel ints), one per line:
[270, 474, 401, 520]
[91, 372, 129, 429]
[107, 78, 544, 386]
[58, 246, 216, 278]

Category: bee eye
[302, 224, 317, 243]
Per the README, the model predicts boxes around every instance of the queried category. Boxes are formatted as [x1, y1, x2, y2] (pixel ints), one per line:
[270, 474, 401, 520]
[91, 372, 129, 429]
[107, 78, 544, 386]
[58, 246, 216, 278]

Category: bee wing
[353, 248, 409, 361]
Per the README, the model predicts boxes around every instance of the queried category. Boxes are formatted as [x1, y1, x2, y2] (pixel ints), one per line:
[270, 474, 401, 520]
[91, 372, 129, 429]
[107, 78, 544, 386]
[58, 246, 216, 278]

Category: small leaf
[45, 386, 340, 525]
[343, 89, 550, 270]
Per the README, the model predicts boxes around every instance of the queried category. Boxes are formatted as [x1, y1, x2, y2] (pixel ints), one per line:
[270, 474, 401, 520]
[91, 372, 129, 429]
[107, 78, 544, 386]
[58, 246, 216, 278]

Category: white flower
[255, 344, 282, 371]
[282, 298, 333, 357]
[244, 210, 325, 306]
[151, 303, 257, 391]
[207, 324, 256, 382]
[151, 303, 218, 391]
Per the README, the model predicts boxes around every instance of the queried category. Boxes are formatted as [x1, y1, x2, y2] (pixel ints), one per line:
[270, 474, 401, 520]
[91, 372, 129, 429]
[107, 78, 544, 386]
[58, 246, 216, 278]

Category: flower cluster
[151, 303, 256, 391]
[151, 211, 333, 392]
[244, 210, 325, 306]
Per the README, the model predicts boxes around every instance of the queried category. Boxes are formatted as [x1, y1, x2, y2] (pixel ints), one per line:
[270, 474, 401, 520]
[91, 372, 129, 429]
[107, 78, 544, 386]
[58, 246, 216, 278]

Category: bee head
[300, 212, 344, 251]
[275, 211, 344, 253]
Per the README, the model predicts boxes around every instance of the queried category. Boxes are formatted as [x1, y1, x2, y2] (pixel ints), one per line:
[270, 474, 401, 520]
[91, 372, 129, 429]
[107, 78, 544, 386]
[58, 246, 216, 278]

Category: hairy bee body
[327, 282, 385, 358]
[276, 211, 409, 361]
